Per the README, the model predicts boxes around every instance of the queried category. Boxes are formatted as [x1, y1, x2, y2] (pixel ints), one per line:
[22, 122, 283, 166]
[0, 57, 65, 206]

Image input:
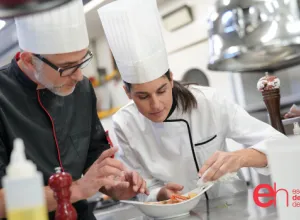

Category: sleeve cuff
[135, 187, 162, 202]
[146, 186, 162, 202]
[253, 165, 270, 175]
[249, 145, 270, 176]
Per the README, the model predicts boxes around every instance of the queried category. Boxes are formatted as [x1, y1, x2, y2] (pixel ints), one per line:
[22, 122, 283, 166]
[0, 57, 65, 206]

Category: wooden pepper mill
[48, 167, 77, 220]
[257, 73, 286, 134]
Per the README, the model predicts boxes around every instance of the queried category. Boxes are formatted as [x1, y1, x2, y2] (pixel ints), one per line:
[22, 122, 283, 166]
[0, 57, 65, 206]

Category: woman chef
[98, 0, 287, 202]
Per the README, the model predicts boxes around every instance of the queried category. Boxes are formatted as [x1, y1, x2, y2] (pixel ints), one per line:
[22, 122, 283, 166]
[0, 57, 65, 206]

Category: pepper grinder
[48, 167, 77, 220]
[257, 72, 286, 134]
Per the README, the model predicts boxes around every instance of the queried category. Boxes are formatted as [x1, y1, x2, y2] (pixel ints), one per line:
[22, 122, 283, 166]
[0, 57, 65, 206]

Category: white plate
[120, 183, 213, 219]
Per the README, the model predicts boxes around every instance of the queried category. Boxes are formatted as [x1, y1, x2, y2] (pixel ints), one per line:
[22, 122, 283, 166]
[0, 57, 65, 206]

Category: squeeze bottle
[2, 138, 48, 220]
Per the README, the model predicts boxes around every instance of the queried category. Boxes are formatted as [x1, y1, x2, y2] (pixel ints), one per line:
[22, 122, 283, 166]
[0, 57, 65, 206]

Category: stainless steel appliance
[0, 0, 74, 18]
[207, 0, 300, 72]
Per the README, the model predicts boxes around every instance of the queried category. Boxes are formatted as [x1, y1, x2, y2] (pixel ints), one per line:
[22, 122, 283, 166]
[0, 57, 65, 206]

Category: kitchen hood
[0, 0, 112, 58]
[0, 0, 75, 19]
[207, 0, 300, 72]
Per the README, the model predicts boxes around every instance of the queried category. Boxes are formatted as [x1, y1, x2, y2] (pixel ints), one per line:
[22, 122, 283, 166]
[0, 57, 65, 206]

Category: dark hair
[124, 70, 197, 113]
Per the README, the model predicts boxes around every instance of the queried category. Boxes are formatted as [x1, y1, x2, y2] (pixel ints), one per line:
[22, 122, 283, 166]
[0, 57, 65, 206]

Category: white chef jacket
[112, 85, 287, 201]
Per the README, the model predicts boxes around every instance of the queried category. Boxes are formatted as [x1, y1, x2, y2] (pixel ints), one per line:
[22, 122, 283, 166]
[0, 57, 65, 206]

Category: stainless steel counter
[94, 189, 278, 220]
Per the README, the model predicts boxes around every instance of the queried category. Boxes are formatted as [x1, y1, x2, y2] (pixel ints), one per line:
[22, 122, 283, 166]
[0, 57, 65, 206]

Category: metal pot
[208, 0, 300, 72]
[0, 0, 73, 18]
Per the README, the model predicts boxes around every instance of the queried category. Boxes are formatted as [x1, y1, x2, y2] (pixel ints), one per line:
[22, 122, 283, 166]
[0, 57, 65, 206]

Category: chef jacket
[113, 85, 287, 201]
[0, 54, 109, 220]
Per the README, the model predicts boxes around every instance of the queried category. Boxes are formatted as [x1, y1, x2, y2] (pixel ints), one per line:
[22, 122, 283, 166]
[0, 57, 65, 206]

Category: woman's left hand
[199, 151, 244, 182]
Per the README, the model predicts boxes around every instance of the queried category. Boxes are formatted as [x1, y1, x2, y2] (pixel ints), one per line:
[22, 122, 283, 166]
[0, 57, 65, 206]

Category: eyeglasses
[33, 50, 93, 77]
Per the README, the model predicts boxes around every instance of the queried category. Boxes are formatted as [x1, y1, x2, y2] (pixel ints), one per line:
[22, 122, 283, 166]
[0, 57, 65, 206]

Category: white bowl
[120, 183, 213, 219]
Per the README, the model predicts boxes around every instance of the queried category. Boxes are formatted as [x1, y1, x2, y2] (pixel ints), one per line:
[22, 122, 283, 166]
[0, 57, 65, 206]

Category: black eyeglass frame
[33, 50, 93, 77]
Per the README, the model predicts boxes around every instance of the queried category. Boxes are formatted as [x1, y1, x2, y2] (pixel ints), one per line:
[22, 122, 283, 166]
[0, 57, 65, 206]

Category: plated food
[120, 184, 214, 219]
[145, 193, 198, 205]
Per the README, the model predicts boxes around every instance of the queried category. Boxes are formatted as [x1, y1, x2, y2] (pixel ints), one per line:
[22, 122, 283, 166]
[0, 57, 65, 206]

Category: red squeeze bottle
[105, 130, 115, 158]
[48, 167, 77, 220]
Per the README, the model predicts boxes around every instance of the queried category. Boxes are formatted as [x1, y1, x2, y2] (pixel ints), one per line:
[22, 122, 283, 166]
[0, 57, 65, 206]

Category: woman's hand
[157, 183, 184, 201]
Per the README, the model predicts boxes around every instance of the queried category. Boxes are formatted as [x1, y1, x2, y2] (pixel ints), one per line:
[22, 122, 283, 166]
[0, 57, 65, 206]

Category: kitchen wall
[89, 35, 129, 111]
[94, 36, 114, 75]
[158, 0, 212, 53]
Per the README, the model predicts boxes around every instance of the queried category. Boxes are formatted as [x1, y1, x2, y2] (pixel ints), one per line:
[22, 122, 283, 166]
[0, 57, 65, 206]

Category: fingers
[199, 152, 218, 177]
[145, 187, 150, 195]
[157, 184, 183, 201]
[132, 171, 138, 186]
[200, 151, 242, 182]
[98, 157, 125, 172]
[105, 175, 126, 190]
[114, 181, 130, 190]
[140, 179, 147, 194]
[103, 176, 114, 190]
[97, 177, 119, 189]
[97, 164, 124, 178]
[165, 191, 175, 199]
[210, 164, 229, 181]
[201, 158, 224, 182]
[165, 187, 182, 199]
[96, 157, 126, 180]
[165, 183, 184, 191]
[127, 171, 148, 194]
[132, 171, 140, 192]
[97, 147, 119, 164]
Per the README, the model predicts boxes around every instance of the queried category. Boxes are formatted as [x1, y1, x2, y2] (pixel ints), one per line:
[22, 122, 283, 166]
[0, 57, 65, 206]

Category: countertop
[94, 189, 278, 220]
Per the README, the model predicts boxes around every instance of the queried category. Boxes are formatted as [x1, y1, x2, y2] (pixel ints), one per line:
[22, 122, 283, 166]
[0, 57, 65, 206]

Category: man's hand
[199, 151, 243, 182]
[157, 183, 183, 201]
[104, 170, 149, 200]
[76, 147, 126, 199]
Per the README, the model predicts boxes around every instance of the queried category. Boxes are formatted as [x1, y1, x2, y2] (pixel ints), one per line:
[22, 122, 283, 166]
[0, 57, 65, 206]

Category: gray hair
[31, 55, 44, 71]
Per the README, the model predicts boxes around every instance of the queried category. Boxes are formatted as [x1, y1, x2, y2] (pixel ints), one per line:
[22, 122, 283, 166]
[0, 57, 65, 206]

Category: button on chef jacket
[113, 85, 288, 201]
[0, 55, 109, 220]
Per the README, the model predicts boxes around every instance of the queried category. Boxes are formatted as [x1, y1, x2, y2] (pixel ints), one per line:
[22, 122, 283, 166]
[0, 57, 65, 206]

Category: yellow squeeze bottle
[2, 138, 48, 220]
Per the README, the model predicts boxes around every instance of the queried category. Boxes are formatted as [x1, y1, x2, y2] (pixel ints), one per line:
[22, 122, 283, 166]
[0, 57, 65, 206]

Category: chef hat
[15, 0, 89, 54]
[98, 0, 169, 84]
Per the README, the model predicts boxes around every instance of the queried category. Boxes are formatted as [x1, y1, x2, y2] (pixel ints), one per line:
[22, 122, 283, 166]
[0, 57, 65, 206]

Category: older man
[0, 0, 147, 219]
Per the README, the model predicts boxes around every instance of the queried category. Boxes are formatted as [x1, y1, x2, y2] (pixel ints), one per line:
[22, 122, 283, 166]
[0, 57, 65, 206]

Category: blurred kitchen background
[1, 0, 300, 210]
